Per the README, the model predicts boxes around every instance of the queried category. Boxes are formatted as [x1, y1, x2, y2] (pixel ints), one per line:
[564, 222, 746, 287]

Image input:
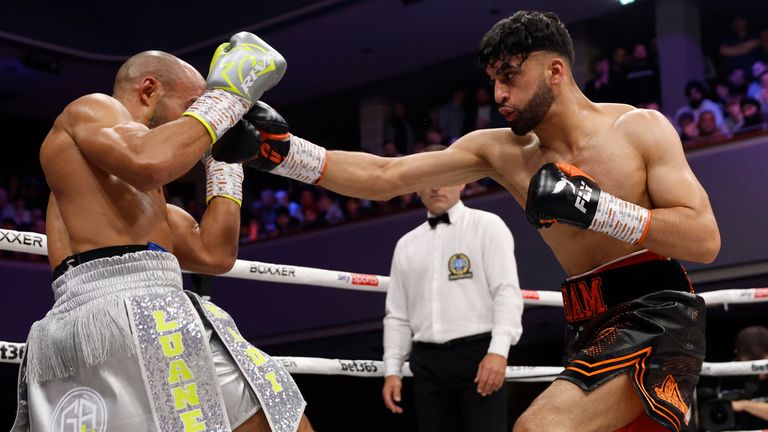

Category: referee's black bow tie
[428, 213, 451, 228]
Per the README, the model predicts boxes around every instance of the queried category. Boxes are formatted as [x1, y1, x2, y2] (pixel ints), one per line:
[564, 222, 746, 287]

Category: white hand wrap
[205, 155, 244, 207]
[271, 135, 327, 184]
[183, 90, 250, 143]
[588, 191, 651, 245]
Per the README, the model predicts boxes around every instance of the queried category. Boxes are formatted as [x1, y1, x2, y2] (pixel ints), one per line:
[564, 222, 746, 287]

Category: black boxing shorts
[557, 250, 705, 432]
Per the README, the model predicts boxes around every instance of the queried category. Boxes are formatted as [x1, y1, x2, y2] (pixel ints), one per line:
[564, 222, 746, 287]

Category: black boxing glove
[212, 101, 326, 184]
[525, 162, 651, 245]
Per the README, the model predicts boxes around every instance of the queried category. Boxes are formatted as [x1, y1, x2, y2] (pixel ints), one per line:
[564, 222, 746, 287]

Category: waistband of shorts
[412, 332, 492, 349]
[566, 249, 669, 280]
[51, 248, 180, 307]
[561, 250, 693, 323]
[53, 242, 168, 280]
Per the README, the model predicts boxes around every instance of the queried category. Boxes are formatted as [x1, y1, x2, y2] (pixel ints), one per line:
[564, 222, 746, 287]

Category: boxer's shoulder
[53, 93, 132, 140]
[613, 107, 681, 154]
[61, 93, 125, 121]
[614, 106, 665, 126]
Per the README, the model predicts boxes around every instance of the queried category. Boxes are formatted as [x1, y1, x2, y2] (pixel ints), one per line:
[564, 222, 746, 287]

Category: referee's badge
[448, 253, 473, 281]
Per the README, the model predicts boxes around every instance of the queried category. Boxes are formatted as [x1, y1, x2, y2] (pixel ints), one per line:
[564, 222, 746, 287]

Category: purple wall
[1, 137, 766, 343]
[684, 138, 768, 270]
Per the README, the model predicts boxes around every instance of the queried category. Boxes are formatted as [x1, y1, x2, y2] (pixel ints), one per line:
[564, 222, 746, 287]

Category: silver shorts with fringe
[11, 251, 259, 431]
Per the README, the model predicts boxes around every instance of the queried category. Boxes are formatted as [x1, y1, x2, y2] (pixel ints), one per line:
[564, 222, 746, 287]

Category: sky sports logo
[350, 273, 378, 287]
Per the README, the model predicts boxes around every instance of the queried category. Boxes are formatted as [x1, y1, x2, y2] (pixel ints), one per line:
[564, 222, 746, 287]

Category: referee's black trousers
[409, 333, 508, 432]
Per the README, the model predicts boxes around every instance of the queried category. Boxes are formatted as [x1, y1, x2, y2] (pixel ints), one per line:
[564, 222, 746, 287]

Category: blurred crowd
[583, 15, 768, 149]
[0, 175, 48, 262]
[674, 15, 768, 148]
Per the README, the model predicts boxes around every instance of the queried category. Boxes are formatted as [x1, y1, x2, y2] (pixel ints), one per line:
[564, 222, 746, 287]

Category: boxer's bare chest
[488, 127, 651, 274]
[492, 128, 648, 206]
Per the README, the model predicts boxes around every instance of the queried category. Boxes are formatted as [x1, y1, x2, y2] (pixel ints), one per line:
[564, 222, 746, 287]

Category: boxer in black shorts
[559, 250, 705, 431]
[222, 10, 720, 432]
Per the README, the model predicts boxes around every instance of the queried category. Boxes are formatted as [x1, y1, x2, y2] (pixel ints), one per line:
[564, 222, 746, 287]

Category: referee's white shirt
[383, 201, 524, 377]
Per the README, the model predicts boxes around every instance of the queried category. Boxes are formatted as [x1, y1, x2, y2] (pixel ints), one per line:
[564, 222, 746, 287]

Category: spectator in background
[12, 198, 31, 228]
[401, 192, 418, 208]
[438, 89, 467, 142]
[738, 97, 764, 133]
[719, 15, 760, 75]
[0, 217, 20, 260]
[676, 80, 727, 133]
[728, 68, 749, 97]
[746, 62, 767, 99]
[274, 206, 300, 236]
[32, 218, 46, 235]
[0, 188, 16, 222]
[302, 207, 323, 229]
[724, 97, 745, 134]
[20, 176, 47, 210]
[729, 326, 768, 427]
[747, 69, 768, 116]
[317, 192, 345, 225]
[299, 188, 318, 217]
[383, 102, 415, 155]
[695, 110, 729, 146]
[583, 55, 618, 103]
[625, 43, 660, 106]
[240, 217, 261, 242]
[677, 112, 699, 143]
[257, 189, 278, 234]
[712, 80, 734, 113]
[344, 198, 365, 220]
[28, 208, 43, 230]
[609, 46, 631, 102]
[275, 189, 303, 224]
[465, 86, 504, 130]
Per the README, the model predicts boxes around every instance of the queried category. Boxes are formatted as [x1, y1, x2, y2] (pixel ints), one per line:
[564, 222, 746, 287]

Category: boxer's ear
[548, 57, 566, 86]
[138, 76, 160, 107]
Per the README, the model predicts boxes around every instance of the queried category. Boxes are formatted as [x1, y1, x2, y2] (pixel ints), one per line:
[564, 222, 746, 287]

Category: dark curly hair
[477, 11, 575, 70]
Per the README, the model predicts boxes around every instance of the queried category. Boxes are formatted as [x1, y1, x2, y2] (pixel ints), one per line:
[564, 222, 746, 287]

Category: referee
[381, 144, 524, 432]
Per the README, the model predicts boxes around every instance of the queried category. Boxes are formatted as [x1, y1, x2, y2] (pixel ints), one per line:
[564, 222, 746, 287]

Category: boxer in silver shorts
[11, 34, 312, 432]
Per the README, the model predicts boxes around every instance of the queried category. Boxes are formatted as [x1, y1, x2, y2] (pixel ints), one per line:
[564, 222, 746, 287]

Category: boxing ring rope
[1, 228, 767, 381]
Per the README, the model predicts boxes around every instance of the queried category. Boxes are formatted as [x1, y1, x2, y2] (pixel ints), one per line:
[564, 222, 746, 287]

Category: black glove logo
[551, 176, 592, 215]
[552, 178, 576, 195]
[575, 181, 593, 214]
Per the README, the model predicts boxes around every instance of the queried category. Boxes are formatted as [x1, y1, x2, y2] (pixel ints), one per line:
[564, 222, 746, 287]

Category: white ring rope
[1, 228, 766, 379]
[0, 340, 765, 381]
[3, 228, 766, 305]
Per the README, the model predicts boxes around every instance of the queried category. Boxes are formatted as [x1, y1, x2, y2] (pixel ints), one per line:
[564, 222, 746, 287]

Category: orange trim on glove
[555, 162, 596, 181]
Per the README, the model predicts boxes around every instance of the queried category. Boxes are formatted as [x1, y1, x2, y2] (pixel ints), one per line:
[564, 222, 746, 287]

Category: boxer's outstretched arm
[318, 130, 495, 200]
[65, 94, 211, 191]
[631, 110, 720, 263]
[166, 200, 240, 274]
